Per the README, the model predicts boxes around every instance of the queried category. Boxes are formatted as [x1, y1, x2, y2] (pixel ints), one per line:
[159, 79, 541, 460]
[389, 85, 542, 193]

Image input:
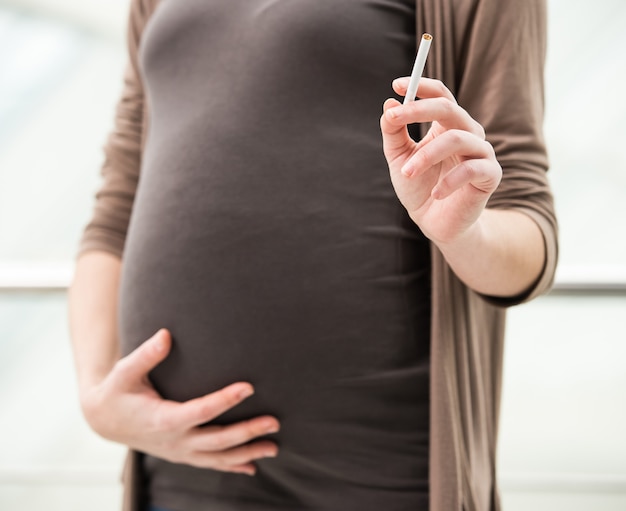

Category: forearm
[67, 251, 122, 397]
[435, 208, 546, 298]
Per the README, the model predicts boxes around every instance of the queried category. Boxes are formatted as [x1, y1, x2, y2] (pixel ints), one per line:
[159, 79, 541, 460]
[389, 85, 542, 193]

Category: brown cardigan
[77, 0, 557, 509]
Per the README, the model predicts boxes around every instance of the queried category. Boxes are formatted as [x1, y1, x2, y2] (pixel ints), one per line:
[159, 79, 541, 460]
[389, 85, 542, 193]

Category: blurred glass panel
[0, 0, 128, 39]
[0, 1, 625, 267]
[0, 486, 122, 511]
[500, 294, 626, 476]
[502, 493, 626, 511]
[0, 291, 125, 467]
[545, 0, 626, 267]
[0, 9, 82, 137]
[0, 6, 125, 263]
[1, 291, 625, 510]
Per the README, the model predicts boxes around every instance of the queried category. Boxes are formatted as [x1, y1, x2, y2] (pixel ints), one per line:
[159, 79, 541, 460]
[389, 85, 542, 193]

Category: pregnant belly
[119, 191, 431, 505]
[117, 158, 430, 428]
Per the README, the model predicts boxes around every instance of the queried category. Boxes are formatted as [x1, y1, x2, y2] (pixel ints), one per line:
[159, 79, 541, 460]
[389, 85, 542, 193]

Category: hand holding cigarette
[379, 36, 502, 249]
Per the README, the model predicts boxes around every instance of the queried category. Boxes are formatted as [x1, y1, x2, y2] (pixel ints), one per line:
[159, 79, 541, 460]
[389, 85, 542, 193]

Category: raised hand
[380, 76, 502, 247]
[380, 76, 546, 298]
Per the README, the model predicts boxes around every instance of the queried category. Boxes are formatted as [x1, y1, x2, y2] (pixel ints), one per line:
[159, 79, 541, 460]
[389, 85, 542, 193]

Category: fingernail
[387, 108, 400, 120]
[401, 164, 413, 177]
[246, 468, 256, 476]
[266, 423, 280, 434]
[153, 330, 165, 351]
[264, 449, 278, 458]
[237, 385, 254, 400]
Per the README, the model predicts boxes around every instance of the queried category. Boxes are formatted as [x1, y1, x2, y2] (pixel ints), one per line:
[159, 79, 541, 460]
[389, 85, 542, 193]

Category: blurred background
[0, 0, 624, 509]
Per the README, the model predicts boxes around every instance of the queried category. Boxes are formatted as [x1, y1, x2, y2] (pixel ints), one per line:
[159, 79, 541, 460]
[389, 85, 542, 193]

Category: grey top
[117, 0, 431, 509]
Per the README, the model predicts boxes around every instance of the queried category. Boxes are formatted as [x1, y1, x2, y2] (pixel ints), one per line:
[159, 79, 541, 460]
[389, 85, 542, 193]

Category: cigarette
[403, 33, 433, 105]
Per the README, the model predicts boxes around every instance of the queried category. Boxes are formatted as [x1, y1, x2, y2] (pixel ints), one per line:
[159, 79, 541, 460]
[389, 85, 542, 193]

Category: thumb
[113, 328, 171, 388]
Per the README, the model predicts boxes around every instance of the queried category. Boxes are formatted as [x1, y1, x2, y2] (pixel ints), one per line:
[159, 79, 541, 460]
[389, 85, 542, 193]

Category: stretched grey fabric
[116, 0, 430, 509]
[76, 0, 558, 509]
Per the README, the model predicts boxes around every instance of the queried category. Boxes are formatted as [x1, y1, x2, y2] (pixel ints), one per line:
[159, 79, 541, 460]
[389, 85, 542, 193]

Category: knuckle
[197, 401, 217, 422]
[110, 358, 132, 383]
[220, 387, 243, 409]
[238, 445, 259, 463]
[434, 79, 446, 93]
[245, 419, 265, 439]
[447, 129, 464, 146]
[153, 432, 185, 460]
[189, 455, 215, 470]
[461, 161, 478, 181]
[113, 345, 150, 379]
[477, 124, 486, 140]
[434, 80, 455, 102]
[200, 459, 220, 471]
[209, 430, 231, 451]
[403, 102, 416, 117]
[152, 408, 176, 432]
[208, 421, 263, 453]
[160, 414, 176, 432]
[417, 148, 431, 167]
[162, 442, 183, 461]
[112, 357, 129, 375]
[210, 452, 228, 467]
[252, 441, 276, 458]
[438, 97, 455, 116]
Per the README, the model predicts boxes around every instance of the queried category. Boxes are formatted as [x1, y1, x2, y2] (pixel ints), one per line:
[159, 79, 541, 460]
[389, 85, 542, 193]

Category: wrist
[76, 365, 112, 418]
[429, 214, 487, 259]
[78, 381, 103, 428]
[428, 208, 546, 297]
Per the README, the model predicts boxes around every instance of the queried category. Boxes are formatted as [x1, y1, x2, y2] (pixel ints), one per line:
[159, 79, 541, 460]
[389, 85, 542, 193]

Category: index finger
[168, 382, 255, 429]
[393, 77, 457, 103]
[380, 97, 415, 163]
[385, 96, 485, 140]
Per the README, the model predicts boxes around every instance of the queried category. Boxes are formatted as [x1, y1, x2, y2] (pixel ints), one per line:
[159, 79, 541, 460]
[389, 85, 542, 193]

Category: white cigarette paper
[403, 33, 433, 105]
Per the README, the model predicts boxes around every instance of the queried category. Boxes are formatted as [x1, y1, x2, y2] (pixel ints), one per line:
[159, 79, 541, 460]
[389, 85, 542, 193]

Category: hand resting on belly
[80, 328, 281, 476]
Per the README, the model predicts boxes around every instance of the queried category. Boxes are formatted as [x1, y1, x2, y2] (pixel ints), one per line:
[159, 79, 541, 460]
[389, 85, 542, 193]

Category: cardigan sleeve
[75, 0, 150, 260]
[452, 0, 558, 306]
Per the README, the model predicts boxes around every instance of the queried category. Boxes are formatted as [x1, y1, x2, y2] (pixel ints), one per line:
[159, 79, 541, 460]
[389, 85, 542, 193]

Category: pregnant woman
[68, 0, 557, 510]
